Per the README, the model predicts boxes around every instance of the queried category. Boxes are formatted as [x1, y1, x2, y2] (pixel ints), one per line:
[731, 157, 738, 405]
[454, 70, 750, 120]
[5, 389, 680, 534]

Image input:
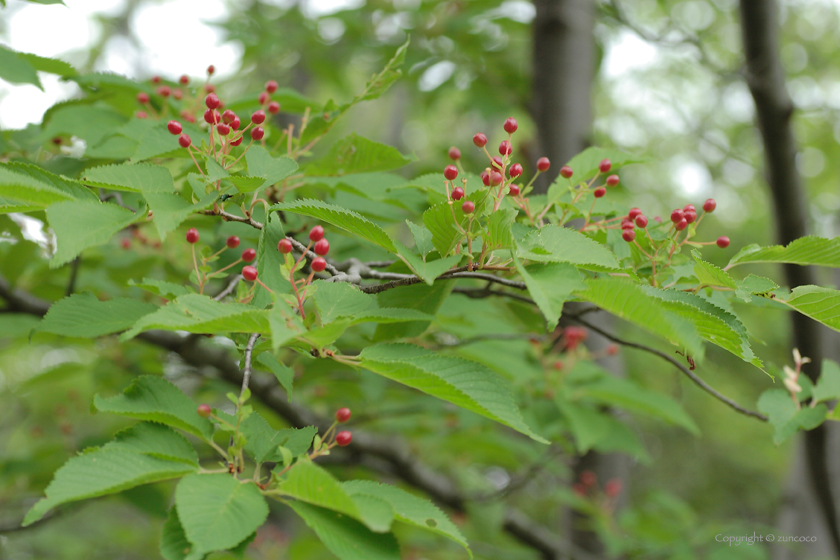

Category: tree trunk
[738, 0, 840, 556]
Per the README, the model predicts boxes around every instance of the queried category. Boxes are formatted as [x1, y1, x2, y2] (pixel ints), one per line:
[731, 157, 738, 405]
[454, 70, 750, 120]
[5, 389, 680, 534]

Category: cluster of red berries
[563, 326, 589, 351]
[257, 80, 282, 116]
[167, 91, 272, 151]
[184, 227, 259, 292]
[618, 197, 728, 248]
[572, 470, 622, 500]
[136, 66, 218, 120]
[334, 407, 352, 447]
[278, 224, 332, 318]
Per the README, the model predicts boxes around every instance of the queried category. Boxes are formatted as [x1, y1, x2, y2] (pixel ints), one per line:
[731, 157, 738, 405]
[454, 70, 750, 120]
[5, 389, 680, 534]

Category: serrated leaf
[782, 285, 840, 333]
[407, 220, 434, 256]
[729, 236, 840, 268]
[120, 294, 270, 340]
[43, 104, 126, 147]
[518, 226, 622, 271]
[128, 278, 192, 299]
[735, 274, 779, 302]
[254, 212, 290, 308]
[93, 375, 213, 440]
[757, 389, 828, 444]
[269, 303, 306, 351]
[313, 280, 374, 324]
[4, 162, 95, 201]
[485, 208, 517, 251]
[289, 501, 401, 560]
[394, 240, 461, 285]
[373, 282, 452, 341]
[360, 343, 548, 443]
[355, 37, 409, 103]
[271, 199, 396, 253]
[103, 422, 199, 466]
[18, 51, 76, 77]
[23, 448, 195, 526]
[812, 360, 840, 404]
[0, 163, 79, 206]
[342, 480, 470, 555]
[130, 121, 202, 162]
[514, 259, 585, 330]
[422, 191, 486, 257]
[175, 474, 268, 554]
[82, 162, 173, 193]
[692, 250, 736, 289]
[575, 278, 704, 358]
[240, 411, 315, 463]
[160, 507, 201, 560]
[36, 293, 157, 337]
[204, 157, 229, 183]
[256, 352, 295, 400]
[302, 308, 436, 348]
[306, 133, 412, 176]
[46, 200, 142, 267]
[245, 146, 298, 190]
[0, 44, 42, 88]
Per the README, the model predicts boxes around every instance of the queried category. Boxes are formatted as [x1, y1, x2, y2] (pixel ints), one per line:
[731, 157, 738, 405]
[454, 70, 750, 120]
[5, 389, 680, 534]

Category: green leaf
[81, 161, 173, 193]
[204, 157, 229, 183]
[422, 192, 486, 257]
[271, 199, 397, 253]
[130, 120, 202, 162]
[734, 274, 780, 302]
[575, 278, 704, 358]
[175, 474, 268, 554]
[407, 220, 434, 256]
[373, 282, 451, 341]
[485, 208, 517, 251]
[0, 44, 41, 88]
[278, 461, 373, 525]
[3, 162, 95, 202]
[46, 200, 141, 267]
[245, 146, 298, 190]
[513, 259, 585, 330]
[240, 411, 315, 463]
[103, 422, 199, 466]
[269, 303, 306, 351]
[728, 236, 840, 268]
[256, 352, 295, 400]
[23, 448, 196, 526]
[692, 251, 736, 289]
[782, 286, 840, 333]
[757, 389, 828, 445]
[313, 280, 374, 324]
[360, 343, 548, 443]
[394, 240, 461, 285]
[160, 507, 199, 560]
[0, 163, 80, 207]
[18, 51, 76, 77]
[120, 294, 270, 340]
[342, 481, 470, 554]
[558, 400, 650, 460]
[128, 278, 191, 300]
[812, 360, 840, 404]
[93, 375, 213, 440]
[355, 38, 409, 102]
[36, 293, 157, 337]
[302, 309, 435, 348]
[306, 133, 412, 176]
[517, 226, 622, 271]
[288, 502, 401, 560]
[552, 147, 645, 188]
[43, 104, 126, 147]
[253, 212, 290, 308]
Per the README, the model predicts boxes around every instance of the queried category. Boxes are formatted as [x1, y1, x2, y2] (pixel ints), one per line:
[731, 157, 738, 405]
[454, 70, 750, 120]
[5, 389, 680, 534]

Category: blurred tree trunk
[531, 1, 627, 556]
[738, 1, 840, 557]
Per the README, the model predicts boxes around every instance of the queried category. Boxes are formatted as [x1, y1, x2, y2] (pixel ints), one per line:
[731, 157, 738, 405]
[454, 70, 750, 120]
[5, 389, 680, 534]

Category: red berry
[314, 238, 330, 256]
[499, 140, 512, 156]
[489, 171, 503, 186]
[217, 123, 231, 136]
[136, 111, 148, 119]
[204, 109, 220, 124]
[120, 238, 131, 249]
[670, 209, 685, 223]
[635, 215, 648, 228]
[675, 219, 688, 231]
[278, 239, 293, 253]
[622, 229, 636, 242]
[186, 228, 199, 244]
[503, 117, 518, 134]
[258, 91, 269, 105]
[197, 404, 212, 418]
[684, 204, 696, 211]
[311, 257, 327, 272]
[309, 226, 325, 242]
[173, 89, 183, 100]
[473, 133, 487, 147]
[222, 236, 239, 249]
[157, 85, 171, 97]
[462, 201, 475, 214]
[268, 101, 280, 114]
[335, 408, 351, 423]
[265, 80, 278, 93]
[491, 156, 504, 170]
[598, 159, 611, 173]
[231, 117, 241, 130]
[222, 109, 236, 123]
[179, 74, 189, 85]
[242, 248, 256, 262]
[509, 184, 520, 196]
[580, 470, 597, 487]
[628, 208, 642, 220]
[180, 110, 195, 123]
[703, 198, 717, 212]
[178, 134, 191, 148]
[230, 136, 243, 146]
[205, 93, 220, 109]
[451, 187, 465, 201]
[604, 479, 622, 498]
[207, 65, 215, 75]
[480, 171, 490, 186]
[251, 110, 266, 124]
[559, 165, 573, 178]
[684, 210, 697, 224]
[509, 163, 523, 177]
[536, 157, 551, 172]
[448, 146, 461, 160]
[335, 430, 352, 446]
[621, 220, 635, 230]
[606, 174, 619, 187]
[606, 344, 619, 355]
[204, 83, 215, 93]
[594, 187, 606, 198]
[151, 75, 161, 84]
[552, 360, 564, 370]
[137, 92, 150, 104]
[242, 266, 258, 281]
[444, 165, 458, 181]
[717, 236, 730, 248]
[251, 127, 265, 141]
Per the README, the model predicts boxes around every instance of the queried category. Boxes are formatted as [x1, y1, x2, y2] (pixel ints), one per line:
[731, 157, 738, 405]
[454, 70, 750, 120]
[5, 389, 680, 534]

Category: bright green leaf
[513, 259, 585, 330]
[757, 389, 828, 445]
[306, 133, 412, 176]
[812, 360, 840, 404]
[46, 200, 142, 267]
[37, 293, 157, 337]
[729, 236, 840, 268]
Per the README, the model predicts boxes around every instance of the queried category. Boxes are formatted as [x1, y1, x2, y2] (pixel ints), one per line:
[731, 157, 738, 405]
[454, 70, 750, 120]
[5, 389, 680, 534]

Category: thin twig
[240, 333, 260, 399]
[213, 275, 241, 301]
[65, 256, 81, 296]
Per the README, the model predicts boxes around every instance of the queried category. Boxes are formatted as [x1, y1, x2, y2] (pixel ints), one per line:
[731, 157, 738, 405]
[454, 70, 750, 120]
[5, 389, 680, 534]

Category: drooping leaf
[313, 280, 375, 324]
[485, 208, 517, 251]
[518, 226, 622, 271]
[46, 200, 142, 267]
[253, 212, 290, 308]
[728, 236, 840, 268]
[306, 133, 412, 176]
[93, 375, 213, 440]
[255, 352, 295, 400]
[373, 282, 451, 341]
[360, 343, 548, 443]
[277, 461, 368, 523]
[782, 286, 840, 333]
[757, 389, 828, 445]
[812, 360, 840, 404]
[0, 163, 81, 207]
[513, 259, 585, 330]
[394, 240, 461, 285]
[0, 44, 42, 88]
[355, 37, 410, 102]
[103, 422, 199, 466]
[36, 293, 157, 338]
[17, 51, 77, 77]
[175, 473, 268, 554]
